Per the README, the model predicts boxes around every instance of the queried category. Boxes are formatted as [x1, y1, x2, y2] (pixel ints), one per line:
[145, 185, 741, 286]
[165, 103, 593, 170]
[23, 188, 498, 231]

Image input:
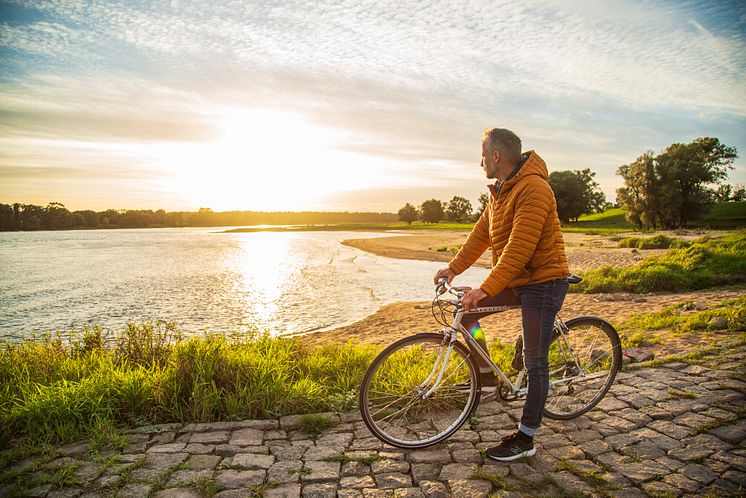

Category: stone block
[439, 463, 477, 480]
[374, 472, 413, 488]
[447, 478, 492, 498]
[190, 431, 230, 444]
[302, 461, 341, 483]
[301, 483, 337, 498]
[229, 428, 264, 446]
[232, 453, 275, 470]
[215, 469, 266, 489]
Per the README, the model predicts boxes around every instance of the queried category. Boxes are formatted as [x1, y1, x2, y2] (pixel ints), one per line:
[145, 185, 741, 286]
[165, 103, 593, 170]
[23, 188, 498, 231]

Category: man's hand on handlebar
[461, 287, 488, 310]
[433, 267, 456, 286]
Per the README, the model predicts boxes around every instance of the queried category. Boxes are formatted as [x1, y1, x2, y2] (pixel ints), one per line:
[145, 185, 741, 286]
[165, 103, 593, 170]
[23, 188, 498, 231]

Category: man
[433, 128, 569, 462]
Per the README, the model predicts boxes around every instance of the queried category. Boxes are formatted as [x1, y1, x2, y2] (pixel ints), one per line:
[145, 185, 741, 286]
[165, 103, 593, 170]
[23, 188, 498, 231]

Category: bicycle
[359, 275, 622, 449]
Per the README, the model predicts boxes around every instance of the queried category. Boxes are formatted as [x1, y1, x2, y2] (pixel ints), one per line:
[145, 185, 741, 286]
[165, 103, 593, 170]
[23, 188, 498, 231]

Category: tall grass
[0, 323, 378, 450]
[575, 231, 746, 293]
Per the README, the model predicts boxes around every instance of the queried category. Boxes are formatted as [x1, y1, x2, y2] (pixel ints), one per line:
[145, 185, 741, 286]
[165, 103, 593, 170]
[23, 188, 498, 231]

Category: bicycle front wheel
[543, 317, 621, 420]
[359, 333, 480, 449]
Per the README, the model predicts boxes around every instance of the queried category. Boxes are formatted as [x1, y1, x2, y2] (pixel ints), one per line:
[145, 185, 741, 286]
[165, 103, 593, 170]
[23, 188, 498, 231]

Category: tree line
[0, 204, 397, 231]
[397, 137, 740, 230]
[397, 170, 609, 224]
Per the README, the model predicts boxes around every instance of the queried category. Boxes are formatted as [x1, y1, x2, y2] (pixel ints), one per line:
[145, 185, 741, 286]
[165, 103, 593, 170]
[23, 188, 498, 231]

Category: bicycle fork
[416, 335, 455, 399]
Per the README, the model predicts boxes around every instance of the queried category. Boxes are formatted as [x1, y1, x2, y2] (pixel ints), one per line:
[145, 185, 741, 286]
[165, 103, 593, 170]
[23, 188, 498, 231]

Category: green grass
[563, 208, 634, 233]
[574, 231, 746, 293]
[617, 235, 691, 250]
[565, 203, 746, 232]
[193, 476, 222, 497]
[704, 201, 746, 229]
[622, 332, 663, 348]
[471, 466, 508, 490]
[298, 414, 336, 437]
[555, 458, 606, 487]
[667, 389, 697, 400]
[620, 296, 746, 333]
[0, 323, 380, 450]
[432, 244, 462, 254]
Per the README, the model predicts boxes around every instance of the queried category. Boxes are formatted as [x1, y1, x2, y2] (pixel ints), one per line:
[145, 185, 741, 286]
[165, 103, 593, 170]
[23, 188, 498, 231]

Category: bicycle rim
[359, 333, 480, 448]
[543, 317, 621, 420]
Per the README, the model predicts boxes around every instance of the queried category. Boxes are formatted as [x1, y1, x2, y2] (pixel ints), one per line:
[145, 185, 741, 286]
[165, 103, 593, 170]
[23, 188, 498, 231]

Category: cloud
[1, 0, 745, 209]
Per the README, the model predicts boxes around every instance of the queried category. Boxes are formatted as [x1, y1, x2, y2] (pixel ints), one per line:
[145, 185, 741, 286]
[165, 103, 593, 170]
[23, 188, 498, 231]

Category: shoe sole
[486, 448, 536, 462]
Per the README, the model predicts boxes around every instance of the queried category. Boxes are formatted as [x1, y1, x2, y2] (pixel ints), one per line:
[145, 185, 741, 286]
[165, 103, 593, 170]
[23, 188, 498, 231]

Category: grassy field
[575, 231, 746, 293]
[562, 208, 634, 233]
[705, 201, 746, 229]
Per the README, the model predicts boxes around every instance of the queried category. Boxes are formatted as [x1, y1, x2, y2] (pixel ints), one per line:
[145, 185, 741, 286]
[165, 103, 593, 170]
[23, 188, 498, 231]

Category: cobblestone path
[9, 340, 746, 498]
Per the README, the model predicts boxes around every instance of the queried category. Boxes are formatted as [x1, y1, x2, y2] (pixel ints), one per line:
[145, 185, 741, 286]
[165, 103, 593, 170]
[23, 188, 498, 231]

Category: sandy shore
[304, 230, 742, 357]
[341, 231, 669, 272]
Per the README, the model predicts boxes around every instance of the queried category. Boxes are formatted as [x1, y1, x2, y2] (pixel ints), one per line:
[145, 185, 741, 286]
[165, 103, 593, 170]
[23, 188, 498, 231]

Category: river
[0, 228, 489, 341]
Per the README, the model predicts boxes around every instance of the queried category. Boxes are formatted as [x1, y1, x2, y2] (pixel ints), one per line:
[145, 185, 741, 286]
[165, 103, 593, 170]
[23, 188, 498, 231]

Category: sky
[1, 0, 745, 212]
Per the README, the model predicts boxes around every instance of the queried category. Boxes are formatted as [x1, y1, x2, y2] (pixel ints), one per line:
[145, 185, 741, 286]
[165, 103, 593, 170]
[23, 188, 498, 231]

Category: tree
[397, 203, 418, 224]
[731, 184, 746, 202]
[713, 184, 732, 203]
[548, 169, 606, 223]
[617, 137, 737, 229]
[475, 193, 489, 219]
[445, 196, 473, 222]
[420, 199, 445, 223]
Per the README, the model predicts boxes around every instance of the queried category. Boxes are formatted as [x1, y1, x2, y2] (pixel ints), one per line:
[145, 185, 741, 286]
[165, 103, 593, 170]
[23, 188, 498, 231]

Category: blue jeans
[461, 278, 570, 436]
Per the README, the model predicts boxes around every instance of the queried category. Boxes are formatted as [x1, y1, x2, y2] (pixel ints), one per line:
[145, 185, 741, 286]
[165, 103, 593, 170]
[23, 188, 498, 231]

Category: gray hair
[483, 128, 522, 165]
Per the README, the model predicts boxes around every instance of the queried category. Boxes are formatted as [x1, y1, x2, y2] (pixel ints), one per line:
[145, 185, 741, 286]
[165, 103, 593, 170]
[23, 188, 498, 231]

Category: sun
[166, 108, 357, 211]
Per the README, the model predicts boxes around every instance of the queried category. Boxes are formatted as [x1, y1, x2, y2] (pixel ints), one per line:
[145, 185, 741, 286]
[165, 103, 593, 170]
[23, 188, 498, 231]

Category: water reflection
[232, 232, 299, 332]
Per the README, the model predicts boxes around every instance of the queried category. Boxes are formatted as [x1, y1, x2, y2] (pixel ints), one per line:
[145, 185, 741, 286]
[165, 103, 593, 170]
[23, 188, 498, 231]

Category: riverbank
[341, 230, 671, 271]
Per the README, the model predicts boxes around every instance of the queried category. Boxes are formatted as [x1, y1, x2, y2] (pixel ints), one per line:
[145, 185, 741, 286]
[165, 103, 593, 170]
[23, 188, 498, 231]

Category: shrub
[576, 231, 746, 293]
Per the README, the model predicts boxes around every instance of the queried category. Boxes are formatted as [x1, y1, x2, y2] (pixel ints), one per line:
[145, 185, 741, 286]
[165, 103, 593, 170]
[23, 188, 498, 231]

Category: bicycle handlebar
[436, 277, 465, 299]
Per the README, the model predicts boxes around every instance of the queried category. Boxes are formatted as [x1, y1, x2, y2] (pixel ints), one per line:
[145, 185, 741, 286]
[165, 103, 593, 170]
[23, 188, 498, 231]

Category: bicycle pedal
[481, 391, 499, 402]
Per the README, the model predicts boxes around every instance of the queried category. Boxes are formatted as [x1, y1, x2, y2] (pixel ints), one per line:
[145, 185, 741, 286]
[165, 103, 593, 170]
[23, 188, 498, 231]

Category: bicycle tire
[543, 316, 621, 420]
[359, 333, 481, 449]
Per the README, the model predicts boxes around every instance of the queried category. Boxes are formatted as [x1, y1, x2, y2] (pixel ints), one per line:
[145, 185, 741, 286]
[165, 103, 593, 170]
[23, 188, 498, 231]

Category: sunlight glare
[231, 232, 300, 333]
[167, 108, 361, 211]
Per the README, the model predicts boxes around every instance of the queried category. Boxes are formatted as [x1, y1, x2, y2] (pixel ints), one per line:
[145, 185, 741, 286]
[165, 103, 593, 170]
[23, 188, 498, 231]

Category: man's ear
[492, 149, 501, 164]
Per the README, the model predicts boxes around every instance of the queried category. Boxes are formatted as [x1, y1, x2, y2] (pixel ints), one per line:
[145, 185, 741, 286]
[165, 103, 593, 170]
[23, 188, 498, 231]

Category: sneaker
[485, 431, 536, 461]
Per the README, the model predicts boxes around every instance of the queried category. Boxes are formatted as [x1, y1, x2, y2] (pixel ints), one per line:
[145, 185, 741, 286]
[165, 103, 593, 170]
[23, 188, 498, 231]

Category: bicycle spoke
[360, 334, 478, 448]
[544, 320, 619, 420]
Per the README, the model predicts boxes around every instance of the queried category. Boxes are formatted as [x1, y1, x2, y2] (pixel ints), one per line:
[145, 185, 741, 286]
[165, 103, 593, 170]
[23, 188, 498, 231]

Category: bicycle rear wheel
[543, 317, 621, 420]
[359, 333, 480, 448]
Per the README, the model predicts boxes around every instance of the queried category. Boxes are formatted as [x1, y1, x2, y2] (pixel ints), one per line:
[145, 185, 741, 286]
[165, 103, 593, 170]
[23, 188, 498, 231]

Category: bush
[576, 231, 746, 293]
[617, 235, 691, 249]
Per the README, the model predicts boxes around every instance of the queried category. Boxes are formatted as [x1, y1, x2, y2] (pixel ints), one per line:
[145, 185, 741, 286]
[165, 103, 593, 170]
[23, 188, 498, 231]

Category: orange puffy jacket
[448, 150, 569, 296]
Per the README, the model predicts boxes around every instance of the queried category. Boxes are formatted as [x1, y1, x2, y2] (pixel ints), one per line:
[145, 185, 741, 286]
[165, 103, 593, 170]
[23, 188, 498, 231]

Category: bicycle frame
[425, 282, 587, 400]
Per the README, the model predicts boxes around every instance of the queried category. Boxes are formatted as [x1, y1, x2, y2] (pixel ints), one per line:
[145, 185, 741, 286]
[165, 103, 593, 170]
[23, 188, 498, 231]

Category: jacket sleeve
[479, 180, 552, 296]
[448, 205, 490, 274]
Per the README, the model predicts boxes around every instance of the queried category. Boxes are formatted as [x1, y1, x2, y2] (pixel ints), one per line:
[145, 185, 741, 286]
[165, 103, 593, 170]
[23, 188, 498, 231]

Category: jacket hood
[503, 150, 547, 187]
[487, 151, 547, 197]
